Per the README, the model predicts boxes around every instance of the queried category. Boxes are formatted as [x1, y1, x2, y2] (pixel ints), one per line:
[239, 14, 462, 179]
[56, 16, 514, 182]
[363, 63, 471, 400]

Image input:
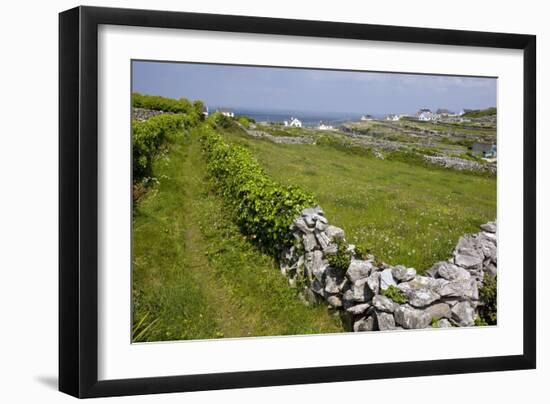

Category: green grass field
[222, 130, 497, 272]
[132, 129, 343, 342]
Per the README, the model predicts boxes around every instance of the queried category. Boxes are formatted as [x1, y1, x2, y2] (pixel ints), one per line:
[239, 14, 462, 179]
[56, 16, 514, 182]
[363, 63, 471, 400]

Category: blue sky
[132, 61, 496, 115]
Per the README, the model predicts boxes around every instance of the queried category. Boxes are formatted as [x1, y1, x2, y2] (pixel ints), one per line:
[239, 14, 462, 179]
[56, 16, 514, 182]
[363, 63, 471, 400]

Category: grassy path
[132, 128, 343, 342]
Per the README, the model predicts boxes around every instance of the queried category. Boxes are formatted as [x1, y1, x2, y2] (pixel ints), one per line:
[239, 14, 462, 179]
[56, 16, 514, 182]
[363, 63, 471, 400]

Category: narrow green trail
[132, 128, 343, 342]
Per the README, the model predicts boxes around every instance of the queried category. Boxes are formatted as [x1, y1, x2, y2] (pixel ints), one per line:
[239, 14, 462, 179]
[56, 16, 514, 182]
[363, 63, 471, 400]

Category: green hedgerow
[132, 95, 204, 186]
[199, 120, 316, 255]
[132, 113, 188, 183]
[132, 92, 204, 116]
[382, 285, 407, 304]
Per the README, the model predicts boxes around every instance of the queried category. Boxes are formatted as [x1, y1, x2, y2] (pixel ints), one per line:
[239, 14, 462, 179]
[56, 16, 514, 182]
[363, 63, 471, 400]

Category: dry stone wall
[279, 206, 497, 331]
[132, 107, 169, 122]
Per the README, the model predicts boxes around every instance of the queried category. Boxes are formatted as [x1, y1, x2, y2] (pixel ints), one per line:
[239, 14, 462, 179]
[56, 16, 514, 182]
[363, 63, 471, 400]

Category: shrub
[461, 107, 497, 118]
[210, 112, 237, 130]
[132, 113, 192, 184]
[132, 92, 199, 114]
[200, 123, 316, 254]
[237, 116, 253, 128]
[326, 238, 353, 272]
[382, 285, 407, 304]
[477, 273, 497, 325]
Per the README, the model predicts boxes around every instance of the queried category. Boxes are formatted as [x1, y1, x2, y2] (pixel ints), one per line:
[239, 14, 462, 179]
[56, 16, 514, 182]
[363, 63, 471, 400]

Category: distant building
[472, 142, 497, 158]
[218, 108, 235, 118]
[361, 114, 374, 121]
[285, 117, 302, 128]
[202, 104, 209, 118]
[436, 108, 455, 115]
[318, 122, 333, 130]
[417, 108, 434, 121]
[386, 114, 400, 121]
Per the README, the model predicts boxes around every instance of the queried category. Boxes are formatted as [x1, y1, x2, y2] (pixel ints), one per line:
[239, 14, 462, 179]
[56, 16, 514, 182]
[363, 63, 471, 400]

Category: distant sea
[228, 109, 384, 127]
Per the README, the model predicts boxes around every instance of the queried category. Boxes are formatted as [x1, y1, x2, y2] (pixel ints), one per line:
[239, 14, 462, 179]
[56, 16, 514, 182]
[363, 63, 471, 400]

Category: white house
[285, 117, 302, 128]
[202, 104, 209, 119]
[416, 108, 434, 121]
[318, 122, 333, 130]
[386, 114, 400, 121]
[218, 108, 235, 118]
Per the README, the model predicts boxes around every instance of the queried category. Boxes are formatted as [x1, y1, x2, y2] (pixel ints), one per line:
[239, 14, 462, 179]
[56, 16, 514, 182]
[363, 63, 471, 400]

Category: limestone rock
[451, 301, 476, 326]
[454, 248, 484, 269]
[315, 220, 328, 232]
[351, 278, 374, 302]
[380, 268, 397, 291]
[301, 206, 323, 217]
[438, 278, 479, 300]
[325, 266, 345, 294]
[397, 276, 438, 295]
[480, 221, 497, 233]
[310, 278, 325, 297]
[342, 288, 355, 307]
[484, 262, 497, 277]
[436, 262, 471, 281]
[366, 271, 381, 295]
[372, 295, 397, 313]
[327, 295, 343, 308]
[325, 225, 345, 241]
[391, 265, 416, 282]
[394, 304, 432, 329]
[434, 318, 453, 328]
[315, 231, 331, 250]
[304, 250, 327, 282]
[346, 303, 371, 315]
[303, 233, 318, 252]
[292, 217, 312, 233]
[323, 243, 338, 255]
[346, 259, 373, 283]
[354, 316, 375, 332]
[425, 302, 452, 321]
[406, 288, 440, 308]
[375, 310, 396, 331]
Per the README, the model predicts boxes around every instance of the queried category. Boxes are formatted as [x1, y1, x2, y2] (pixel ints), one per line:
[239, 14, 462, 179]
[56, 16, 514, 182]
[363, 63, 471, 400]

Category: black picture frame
[59, 5, 536, 398]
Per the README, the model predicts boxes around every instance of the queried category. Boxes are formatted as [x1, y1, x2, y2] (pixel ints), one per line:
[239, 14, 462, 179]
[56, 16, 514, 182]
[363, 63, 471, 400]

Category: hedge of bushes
[132, 92, 204, 115]
[200, 117, 316, 254]
[132, 113, 191, 183]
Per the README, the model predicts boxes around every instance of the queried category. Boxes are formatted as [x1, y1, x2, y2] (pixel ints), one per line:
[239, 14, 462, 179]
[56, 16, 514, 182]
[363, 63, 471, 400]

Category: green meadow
[222, 129, 496, 271]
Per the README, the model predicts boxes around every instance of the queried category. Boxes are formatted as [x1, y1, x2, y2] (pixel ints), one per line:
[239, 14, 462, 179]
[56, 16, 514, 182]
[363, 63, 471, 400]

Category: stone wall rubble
[280, 206, 497, 331]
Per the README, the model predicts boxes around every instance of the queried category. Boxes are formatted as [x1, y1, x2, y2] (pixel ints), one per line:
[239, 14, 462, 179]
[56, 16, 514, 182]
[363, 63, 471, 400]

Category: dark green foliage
[237, 115, 254, 127]
[326, 238, 353, 272]
[199, 121, 316, 255]
[132, 113, 200, 184]
[210, 112, 238, 130]
[132, 92, 196, 114]
[477, 274, 497, 325]
[131, 95, 204, 187]
[461, 107, 497, 118]
[382, 285, 407, 304]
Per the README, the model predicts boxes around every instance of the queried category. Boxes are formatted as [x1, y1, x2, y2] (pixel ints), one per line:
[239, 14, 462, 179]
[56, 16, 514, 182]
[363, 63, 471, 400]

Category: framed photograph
[59, 6, 536, 398]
